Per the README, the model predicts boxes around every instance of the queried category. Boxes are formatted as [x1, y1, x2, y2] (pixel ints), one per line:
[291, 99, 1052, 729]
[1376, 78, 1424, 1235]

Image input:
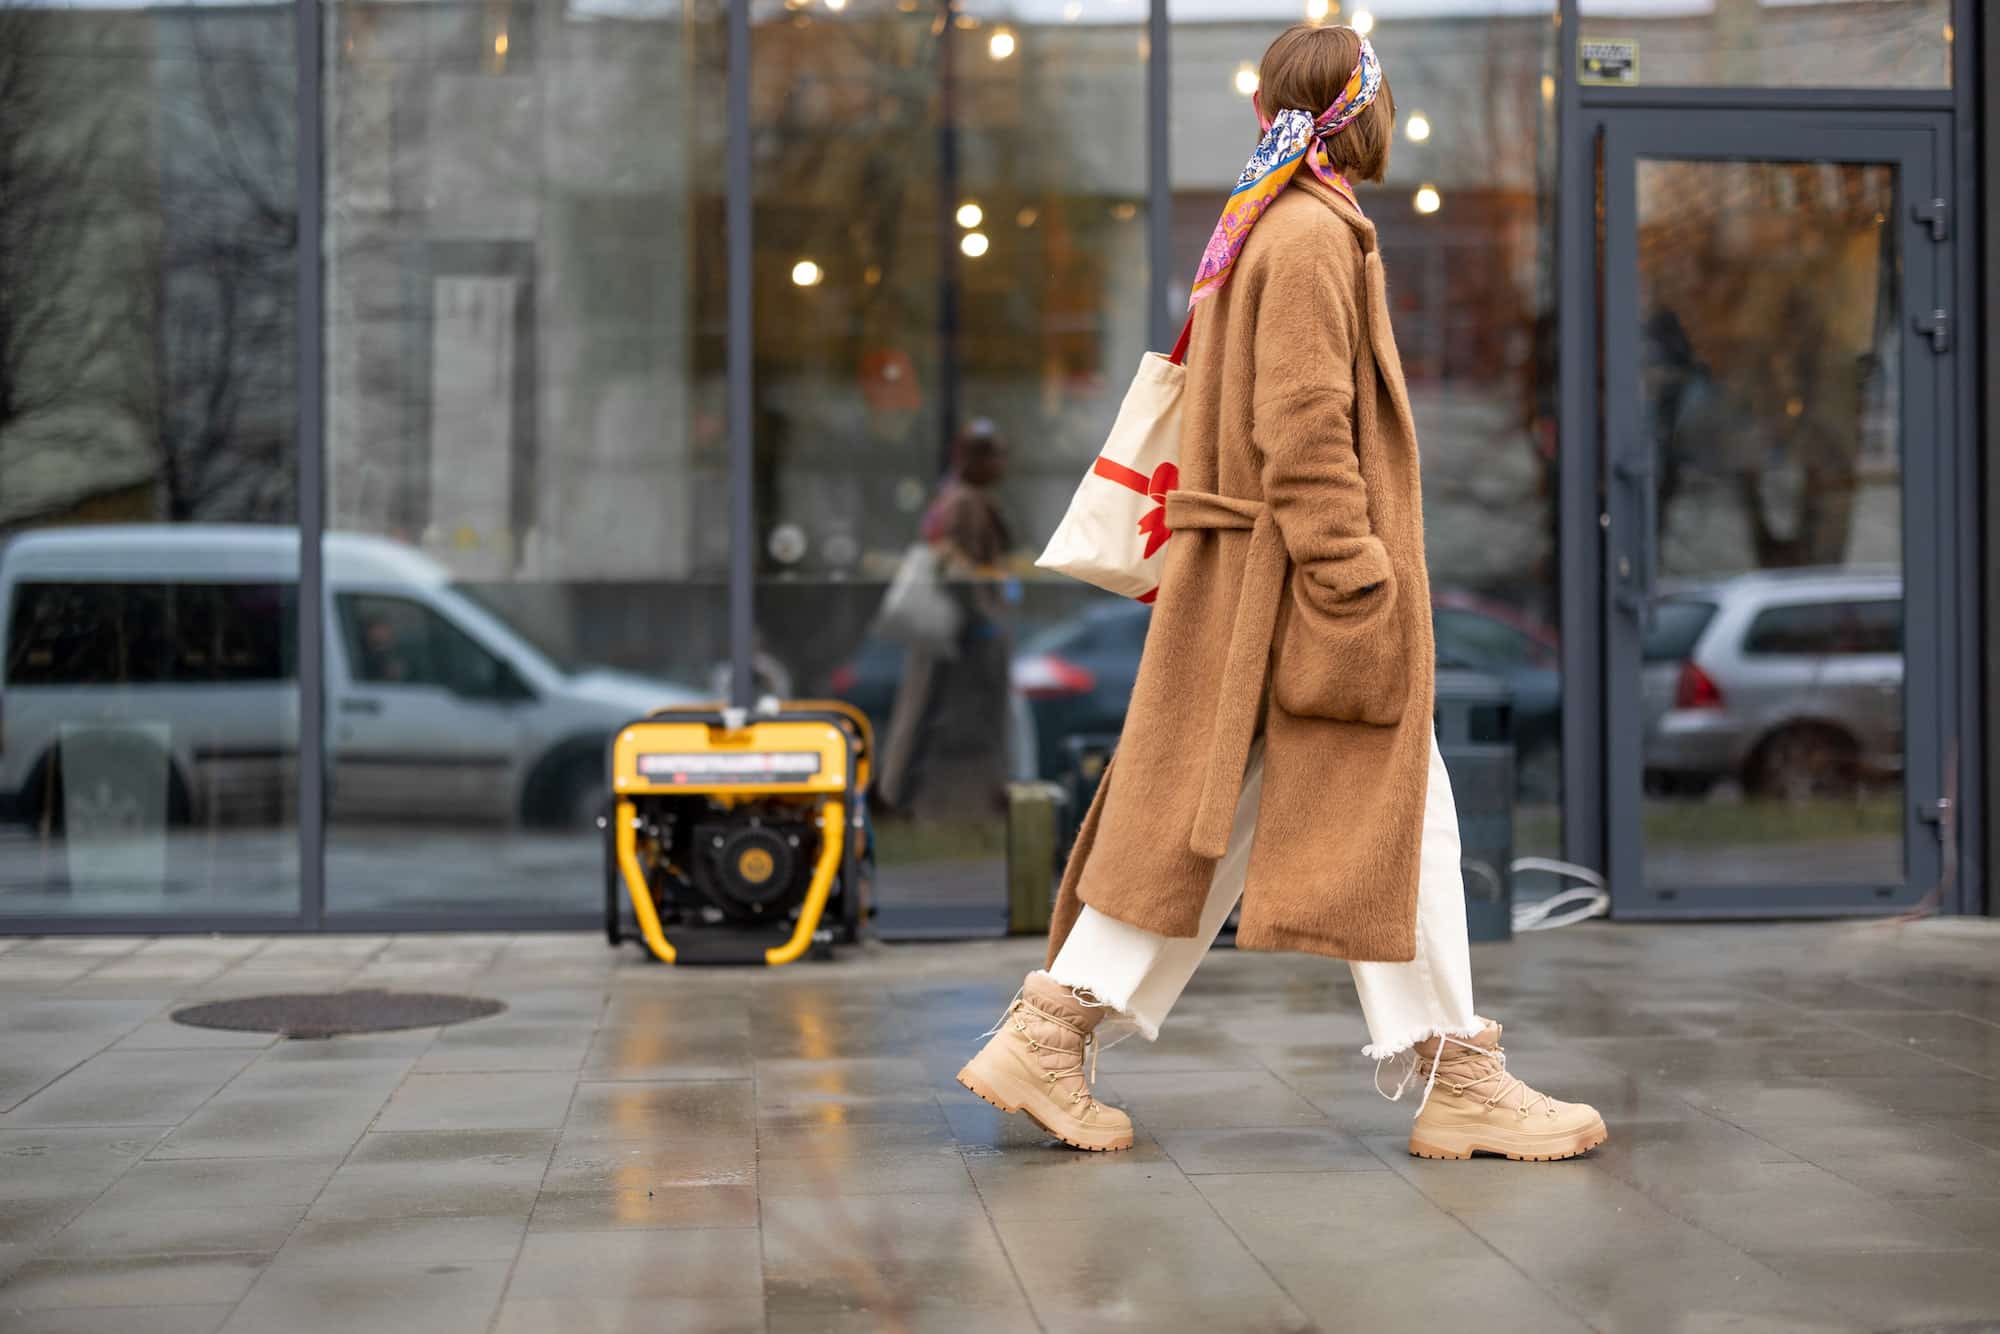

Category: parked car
[1430, 590, 1562, 800]
[1642, 567, 1902, 799]
[829, 590, 1563, 793]
[0, 525, 706, 833]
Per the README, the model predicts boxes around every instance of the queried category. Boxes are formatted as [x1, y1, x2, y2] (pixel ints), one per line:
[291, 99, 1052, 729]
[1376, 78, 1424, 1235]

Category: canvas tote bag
[1034, 317, 1193, 603]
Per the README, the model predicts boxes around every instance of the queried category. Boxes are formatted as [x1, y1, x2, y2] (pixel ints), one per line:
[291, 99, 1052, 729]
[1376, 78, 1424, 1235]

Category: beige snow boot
[956, 973, 1135, 1152]
[1404, 1023, 1607, 1162]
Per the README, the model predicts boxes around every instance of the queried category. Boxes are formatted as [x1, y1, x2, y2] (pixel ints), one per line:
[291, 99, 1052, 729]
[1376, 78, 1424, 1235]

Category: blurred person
[958, 25, 1606, 1162]
[876, 420, 1018, 821]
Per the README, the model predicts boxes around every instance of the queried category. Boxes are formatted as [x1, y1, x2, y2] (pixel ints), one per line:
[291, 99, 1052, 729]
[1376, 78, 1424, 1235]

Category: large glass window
[323, 0, 724, 914]
[1171, 2, 1564, 855]
[753, 0, 1149, 930]
[1578, 0, 1951, 89]
[0, 1, 302, 918]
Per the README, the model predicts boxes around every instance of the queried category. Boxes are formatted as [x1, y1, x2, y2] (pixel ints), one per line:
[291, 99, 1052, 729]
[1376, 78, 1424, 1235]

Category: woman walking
[957, 23, 1606, 1162]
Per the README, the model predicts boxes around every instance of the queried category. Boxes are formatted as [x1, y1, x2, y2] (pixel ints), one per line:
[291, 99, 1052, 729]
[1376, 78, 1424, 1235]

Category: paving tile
[581, 1027, 754, 1082]
[1094, 1068, 1327, 1130]
[527, 1184, 759, 1230]
[762, 1194, 1030, 1321]
[272, 1214, 526, 1267]
[373, 1072, 577, 1131]
[493, 1297, 766, 1334]
[109, 1020, 279, 1052]
[961, 1136, 1211, 1221]
[0, 1252, 268, 1310]
[306, 1130, 556, 1222]
[2, 1050, 259, 1127]
[149, 1090, 387, 1160]
[1750, 1119, 2000, 1199]
[543, 1135, 756, 1192]
[1151, 1122, 1384, 1175]
[508, 1228, 763, 1300]
[219, 1258, 510, 1334]
[0, 1306, 235, 1334]
[564, 1080, 756, 1142]
[42, 1203, 304, 1259]
[1374, 1138, 1859, 1331]
[1762, 1250, 2000, 1329]
[92, 1155, 345, 1213]
[1196, 1171, 1593, 1334]
[990, 1203, 1315, 1332]
[1636, 1160, 1981, 1256]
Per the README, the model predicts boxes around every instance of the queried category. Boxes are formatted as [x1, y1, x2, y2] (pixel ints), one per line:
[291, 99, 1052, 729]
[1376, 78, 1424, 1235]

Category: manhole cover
[170, 989, 506, 1039]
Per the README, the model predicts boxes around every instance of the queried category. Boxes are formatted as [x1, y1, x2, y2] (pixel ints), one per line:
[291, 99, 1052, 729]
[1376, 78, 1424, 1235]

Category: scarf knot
[1188, 35, 1380, 312]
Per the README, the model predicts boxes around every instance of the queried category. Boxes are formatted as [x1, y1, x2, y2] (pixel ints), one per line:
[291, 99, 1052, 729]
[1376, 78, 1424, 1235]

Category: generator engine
[605, 703, 872, 966]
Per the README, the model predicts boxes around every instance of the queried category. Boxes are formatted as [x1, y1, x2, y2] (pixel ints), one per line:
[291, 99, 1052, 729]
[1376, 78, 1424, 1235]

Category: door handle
[339, 698, 384, 717]
[1612, 448, 1656, 620]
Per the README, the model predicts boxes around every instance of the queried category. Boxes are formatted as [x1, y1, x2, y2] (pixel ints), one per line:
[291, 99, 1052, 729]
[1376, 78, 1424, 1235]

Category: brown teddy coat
[1046, 175, 1436, 964]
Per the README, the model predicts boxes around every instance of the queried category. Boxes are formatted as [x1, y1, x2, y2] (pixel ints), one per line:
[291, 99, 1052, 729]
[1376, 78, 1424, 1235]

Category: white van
[0, 525, 705, 832]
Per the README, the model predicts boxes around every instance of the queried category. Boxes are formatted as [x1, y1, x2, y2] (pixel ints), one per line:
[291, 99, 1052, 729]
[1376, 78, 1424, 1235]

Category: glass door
[1599, 112, 1954, 915]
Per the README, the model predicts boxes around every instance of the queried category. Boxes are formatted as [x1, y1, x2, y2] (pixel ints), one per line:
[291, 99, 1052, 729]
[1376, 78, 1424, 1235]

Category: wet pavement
[2, 920, 1999, 1332]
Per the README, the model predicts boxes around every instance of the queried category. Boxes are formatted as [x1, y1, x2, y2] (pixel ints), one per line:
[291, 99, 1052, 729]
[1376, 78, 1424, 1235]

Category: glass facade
[0, 1, 302, 916]
[1578, 0, 1952, 89]
[0, 0, 1976, 929]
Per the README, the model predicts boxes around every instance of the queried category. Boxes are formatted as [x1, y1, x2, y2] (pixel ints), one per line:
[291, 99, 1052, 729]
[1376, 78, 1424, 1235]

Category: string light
[1350, 9, 1374, 35]
[989, 27, 1016, 60]
[1233, 63, 1259, 97]
[1413, 185, 1441, 215]
[1405, 112, 1430, 143]
[956, 201, 984, 229]
[791, 259, 824, 287]
[960, 232, 991, 258]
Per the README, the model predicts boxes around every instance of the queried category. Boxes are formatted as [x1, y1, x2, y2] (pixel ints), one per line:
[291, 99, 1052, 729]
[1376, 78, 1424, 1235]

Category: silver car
[1641, 568, 1902, 799]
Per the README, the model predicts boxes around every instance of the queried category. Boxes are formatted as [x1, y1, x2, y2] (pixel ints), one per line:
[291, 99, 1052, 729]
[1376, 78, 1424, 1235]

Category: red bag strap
[1168, 312, 1195, 366]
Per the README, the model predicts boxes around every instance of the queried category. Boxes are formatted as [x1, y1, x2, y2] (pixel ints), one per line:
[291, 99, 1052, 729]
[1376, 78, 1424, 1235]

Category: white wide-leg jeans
[1044, 732, 1482, 1059]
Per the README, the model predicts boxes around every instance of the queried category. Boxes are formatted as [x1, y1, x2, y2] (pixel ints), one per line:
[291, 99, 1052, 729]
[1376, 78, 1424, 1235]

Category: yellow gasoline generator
[603, 701, 873, 965]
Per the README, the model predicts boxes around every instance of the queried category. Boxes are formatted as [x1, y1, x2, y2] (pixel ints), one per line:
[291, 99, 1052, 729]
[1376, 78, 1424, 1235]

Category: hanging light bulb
[956, 201, 984, 229]
[1350, 9, 1374, 35]
[1305, 0, 1330, 20]
[1413, 185, 1442, 215]
[791, 259, 824, 287]
[988, 27, 1016, 60]
[960, 232, 991, 258]
[1233, 63, 1259, 97]
[1405, 112, 1431, 143]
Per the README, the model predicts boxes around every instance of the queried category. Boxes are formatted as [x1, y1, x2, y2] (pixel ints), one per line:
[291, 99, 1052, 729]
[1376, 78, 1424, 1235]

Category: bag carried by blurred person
[1035, 318, 1192, 603]
[874, 542, 962, 658]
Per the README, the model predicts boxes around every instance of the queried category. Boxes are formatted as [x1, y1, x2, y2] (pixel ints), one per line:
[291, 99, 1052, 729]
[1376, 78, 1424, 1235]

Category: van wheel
[547, 753, 609, 832]
[1745, 725, 1859, 802]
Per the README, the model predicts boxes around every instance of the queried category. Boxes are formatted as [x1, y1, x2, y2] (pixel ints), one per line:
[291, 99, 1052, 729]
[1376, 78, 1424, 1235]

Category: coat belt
[1162, 488, 1289, 859]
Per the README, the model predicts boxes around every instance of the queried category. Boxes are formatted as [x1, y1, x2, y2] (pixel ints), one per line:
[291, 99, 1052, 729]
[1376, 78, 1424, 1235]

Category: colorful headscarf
[1188, 36, 1381, 310]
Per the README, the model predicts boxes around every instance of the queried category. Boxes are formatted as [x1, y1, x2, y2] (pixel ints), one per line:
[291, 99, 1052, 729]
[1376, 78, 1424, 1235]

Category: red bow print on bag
[1091, 457, 1179, 560]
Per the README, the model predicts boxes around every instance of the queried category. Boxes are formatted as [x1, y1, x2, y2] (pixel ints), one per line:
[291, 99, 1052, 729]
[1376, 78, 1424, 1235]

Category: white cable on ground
[1508, 856, 1611, 932]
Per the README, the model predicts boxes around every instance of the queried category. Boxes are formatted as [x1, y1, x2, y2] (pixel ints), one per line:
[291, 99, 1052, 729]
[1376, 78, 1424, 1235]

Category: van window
[1744, 599, 1901, 656]
[338, 594, 521, 698]
[7, 582, 297, 686]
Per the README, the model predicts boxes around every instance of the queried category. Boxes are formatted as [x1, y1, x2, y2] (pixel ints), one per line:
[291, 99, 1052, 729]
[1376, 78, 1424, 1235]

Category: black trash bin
[1434, 668, 1515, 942]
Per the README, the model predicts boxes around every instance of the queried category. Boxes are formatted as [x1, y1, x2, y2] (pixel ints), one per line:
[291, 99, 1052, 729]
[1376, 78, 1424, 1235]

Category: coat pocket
[1270, 537, 1409, 726]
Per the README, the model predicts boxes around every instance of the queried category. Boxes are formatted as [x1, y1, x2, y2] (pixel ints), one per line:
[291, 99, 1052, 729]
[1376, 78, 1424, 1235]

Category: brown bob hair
[1258, 24, 1395, 183]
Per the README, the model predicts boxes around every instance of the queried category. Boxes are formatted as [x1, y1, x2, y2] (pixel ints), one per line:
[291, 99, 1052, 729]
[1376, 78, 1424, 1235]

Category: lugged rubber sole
[956, 1060, 1134, 1153]
[1408, 1117, 1608, 1162]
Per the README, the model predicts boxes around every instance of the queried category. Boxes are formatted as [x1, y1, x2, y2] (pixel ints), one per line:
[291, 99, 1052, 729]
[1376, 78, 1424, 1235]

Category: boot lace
[1008, 999, 1103, 1108]
[1379, 1034, 1555, 1120]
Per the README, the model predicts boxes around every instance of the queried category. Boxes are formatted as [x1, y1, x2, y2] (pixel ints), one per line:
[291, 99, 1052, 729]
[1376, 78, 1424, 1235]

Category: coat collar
[1293, 175, 1379, 253]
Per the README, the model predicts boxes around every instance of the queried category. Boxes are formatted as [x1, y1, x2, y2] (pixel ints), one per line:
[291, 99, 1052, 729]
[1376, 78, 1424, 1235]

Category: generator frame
[603, 701, 872, 965]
